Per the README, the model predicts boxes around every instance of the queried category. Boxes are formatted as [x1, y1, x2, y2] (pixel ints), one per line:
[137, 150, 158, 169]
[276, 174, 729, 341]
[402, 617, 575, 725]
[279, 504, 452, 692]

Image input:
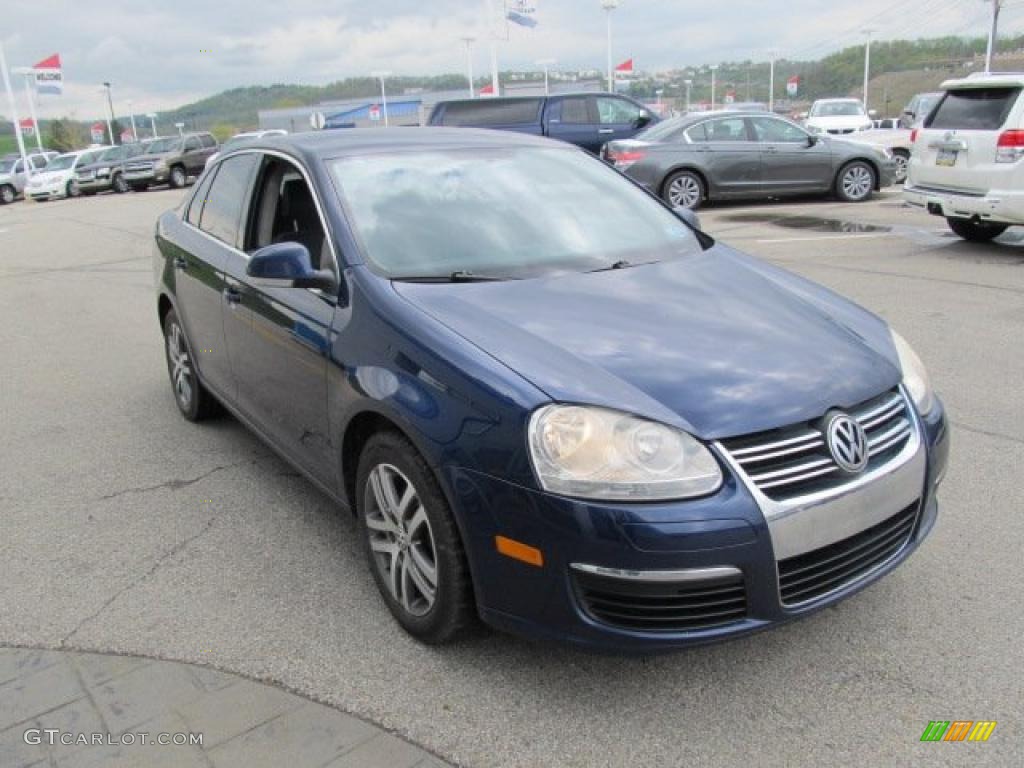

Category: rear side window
[200, 134, 217, 148]
[198, 154, 259, 247]
[558, 97, 591, 125]
[437, 99, 543, 127]
[187, 168, 217, 226]
[927, 88, 1021, 130]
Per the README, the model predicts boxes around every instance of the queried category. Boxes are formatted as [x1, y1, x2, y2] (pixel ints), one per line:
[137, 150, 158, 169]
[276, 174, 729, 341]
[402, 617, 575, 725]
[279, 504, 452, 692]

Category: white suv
[905, 73, 1024, 241]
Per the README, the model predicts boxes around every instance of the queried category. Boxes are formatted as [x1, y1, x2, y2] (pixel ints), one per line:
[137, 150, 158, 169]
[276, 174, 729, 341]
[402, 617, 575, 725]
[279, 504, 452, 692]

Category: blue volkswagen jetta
[154, 129, 949, 652]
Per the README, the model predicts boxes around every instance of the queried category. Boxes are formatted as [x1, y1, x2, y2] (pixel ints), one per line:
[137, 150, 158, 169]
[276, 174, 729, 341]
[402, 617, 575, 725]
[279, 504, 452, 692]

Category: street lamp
[655, 88, 663, 110]
[10, 66, 44, 152]
[709, 65, 719, 110]
[100, 82, 115, 144]
[601, 0, 619, 93]
[862, 30, 873, 111]
[370, 70, 391, 127]
[146, 112, 158, 138]
[683, 79, 693, 112]
[536, 58, 557, 95]
[126, 99, 138, 142]
[460, 37, 476, 98]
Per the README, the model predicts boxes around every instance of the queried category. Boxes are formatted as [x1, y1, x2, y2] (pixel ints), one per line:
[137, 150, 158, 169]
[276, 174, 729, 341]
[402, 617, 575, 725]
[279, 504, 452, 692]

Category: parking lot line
[755, 233, 894, 244]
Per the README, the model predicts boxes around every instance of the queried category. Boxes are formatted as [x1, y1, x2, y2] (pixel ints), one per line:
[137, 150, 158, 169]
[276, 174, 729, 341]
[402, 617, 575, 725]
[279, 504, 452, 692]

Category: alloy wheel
[166, 321, 193, 408]
[842, 165, 873, 200]
[67, 180, 81, 198]
[0, 185, 13, 204]
[364, 464, 438, 617]
[667, 174, 702, 209]
[113, 174, 128, 193]
[893, 154, 908, 184]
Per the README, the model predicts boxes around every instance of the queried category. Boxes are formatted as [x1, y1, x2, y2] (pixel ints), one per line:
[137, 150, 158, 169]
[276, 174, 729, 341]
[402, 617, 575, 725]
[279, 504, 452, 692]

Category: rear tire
[162, 309, 218, 422]
[356, 431, 476, 644]
[947, 217, 1007, 243]
[662, 170, 704, 210]
[835, 161, 875, 202]
[0, 185, 14, 205]
[892, 150, 909, 184]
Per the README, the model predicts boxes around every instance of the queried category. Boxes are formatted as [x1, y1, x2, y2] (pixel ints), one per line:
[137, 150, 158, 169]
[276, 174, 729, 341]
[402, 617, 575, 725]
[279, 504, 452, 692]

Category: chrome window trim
[570, 563, 742, 583]
[182, 147, 341, 280]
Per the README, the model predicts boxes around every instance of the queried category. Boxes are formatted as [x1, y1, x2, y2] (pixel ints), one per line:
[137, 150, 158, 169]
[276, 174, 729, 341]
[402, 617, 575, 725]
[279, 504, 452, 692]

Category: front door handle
[173, 255, 187, 270]
[598, 128, 615, 134]
[764, 146, 779, 154]
[223, 285, 242, 305]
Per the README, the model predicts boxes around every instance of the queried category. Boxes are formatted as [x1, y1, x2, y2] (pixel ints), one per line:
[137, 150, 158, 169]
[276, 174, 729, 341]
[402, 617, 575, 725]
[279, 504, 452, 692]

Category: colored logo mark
[920, 721, 997, 742]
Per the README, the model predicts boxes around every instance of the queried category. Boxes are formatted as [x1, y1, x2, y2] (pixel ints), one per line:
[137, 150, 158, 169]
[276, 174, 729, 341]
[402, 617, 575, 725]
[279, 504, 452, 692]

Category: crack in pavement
[950, 420, 1024, 447]
[59, 513, 222, 648]
[96, 458, 260, 501]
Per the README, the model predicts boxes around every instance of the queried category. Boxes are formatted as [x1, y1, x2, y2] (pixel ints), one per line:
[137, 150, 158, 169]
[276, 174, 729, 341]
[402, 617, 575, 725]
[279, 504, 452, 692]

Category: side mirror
[247, 241, 335, 290]
[634, 113, 652, 129]
[672, 205, 701, 231]
[806, 134, 819, 147]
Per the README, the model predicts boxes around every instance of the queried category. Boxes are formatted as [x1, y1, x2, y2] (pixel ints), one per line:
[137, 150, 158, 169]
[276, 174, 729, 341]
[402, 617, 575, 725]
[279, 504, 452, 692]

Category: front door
[221, 153, 339, 485]
[545, 96, 600, 152]
[750, 116, 834, 194]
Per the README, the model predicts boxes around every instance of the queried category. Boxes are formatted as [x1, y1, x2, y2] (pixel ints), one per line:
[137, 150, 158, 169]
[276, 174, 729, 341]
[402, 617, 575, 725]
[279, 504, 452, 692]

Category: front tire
[112, 174, 128, 194]
[0, 185, 14, 204]
[169, 166, 187, 189]
[162, 309, 217, 421]
[356, 431, 475, 644]
[947, 217, 1007, 242]
[66, 180, 81, 198]
[662, 170, 705, 210]
[835, 161, 875, 202]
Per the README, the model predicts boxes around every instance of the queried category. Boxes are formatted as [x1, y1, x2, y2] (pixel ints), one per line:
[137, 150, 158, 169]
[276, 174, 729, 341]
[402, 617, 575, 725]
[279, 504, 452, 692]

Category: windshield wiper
[586, 259, 658, 273]
[392, 270, 518, 283]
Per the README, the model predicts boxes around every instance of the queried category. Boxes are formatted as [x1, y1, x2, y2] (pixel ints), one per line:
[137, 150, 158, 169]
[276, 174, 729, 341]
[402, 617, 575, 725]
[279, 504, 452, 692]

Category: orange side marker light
[495, 535, 544, 567]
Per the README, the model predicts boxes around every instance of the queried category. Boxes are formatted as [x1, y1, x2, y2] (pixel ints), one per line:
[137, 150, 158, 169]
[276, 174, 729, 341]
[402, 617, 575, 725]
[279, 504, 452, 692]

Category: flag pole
[13, 69, 45, 152]
[0, 42, 31, 177]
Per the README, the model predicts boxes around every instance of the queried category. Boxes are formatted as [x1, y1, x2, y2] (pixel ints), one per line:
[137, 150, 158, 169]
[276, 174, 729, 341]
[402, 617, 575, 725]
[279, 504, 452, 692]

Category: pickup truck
[428, 93, 659, 154]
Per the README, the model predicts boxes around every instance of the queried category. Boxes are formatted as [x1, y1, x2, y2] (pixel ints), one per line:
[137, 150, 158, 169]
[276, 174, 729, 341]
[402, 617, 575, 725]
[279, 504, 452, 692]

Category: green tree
[46, 119, 84, 152]
[210, 122, 238, 142]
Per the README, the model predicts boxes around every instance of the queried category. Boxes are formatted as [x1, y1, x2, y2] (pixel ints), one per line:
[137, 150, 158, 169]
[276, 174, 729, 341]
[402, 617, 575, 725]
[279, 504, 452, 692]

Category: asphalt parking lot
[1, 187, 1022, 767]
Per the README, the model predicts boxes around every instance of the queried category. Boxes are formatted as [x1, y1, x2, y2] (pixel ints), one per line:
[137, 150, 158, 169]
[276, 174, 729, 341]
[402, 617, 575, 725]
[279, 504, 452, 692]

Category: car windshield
[811, 101, 865, 117]
[45, 154, 77, 171]
[330, 147, 700, 280]
[77, 150, 103, 166]
[147, 137, 181, 153]
[98, 145, 130, 162]
[221, 135, 256, 152]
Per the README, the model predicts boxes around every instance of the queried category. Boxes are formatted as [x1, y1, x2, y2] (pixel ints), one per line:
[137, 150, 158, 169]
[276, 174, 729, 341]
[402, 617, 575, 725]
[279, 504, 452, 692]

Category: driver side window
[246, 157, 331, 272]
[596, 96, 641, 125]
[752, 117, 808, 143]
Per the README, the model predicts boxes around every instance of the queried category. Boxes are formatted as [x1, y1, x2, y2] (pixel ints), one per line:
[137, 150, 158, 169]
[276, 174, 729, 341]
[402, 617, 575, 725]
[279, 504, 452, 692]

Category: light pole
[460, 36, 476, 97]
[985, 0, 1002, 73]
[536, 58, 557, 95]
[371, 70, 391, 127]
[485, 0, 500, 96]
[146, 112, 157, 138]
[767, 49, 777, 113]
[11, 67, 44, 152]
[101, 82, 115, 144]
[683, 79, 692, 112]
[0, 42, 31, 178]
[710, 65, 719, 110]
[126, 99, 138, 142]
[862, 30, 873, 111]
[174, 122, 184, 137]
[655, 88, 663, 111]
[601, 0, 619, 93]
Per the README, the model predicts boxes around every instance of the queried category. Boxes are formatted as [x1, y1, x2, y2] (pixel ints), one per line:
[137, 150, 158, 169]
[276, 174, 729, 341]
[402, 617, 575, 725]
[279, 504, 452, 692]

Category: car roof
[236, 126, 565, 162]
[941, 72, 1024, 89]
[812, 97, 861, 103]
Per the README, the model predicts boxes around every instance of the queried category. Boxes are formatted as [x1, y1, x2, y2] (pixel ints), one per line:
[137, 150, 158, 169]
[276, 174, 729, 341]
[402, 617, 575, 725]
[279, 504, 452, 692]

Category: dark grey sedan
[603, 112, 896, 209]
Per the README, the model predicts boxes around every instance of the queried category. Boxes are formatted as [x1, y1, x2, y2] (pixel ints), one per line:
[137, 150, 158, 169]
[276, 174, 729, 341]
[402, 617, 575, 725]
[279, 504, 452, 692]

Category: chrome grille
[125, 161, 153, 173]
[720, 389, 913, 501]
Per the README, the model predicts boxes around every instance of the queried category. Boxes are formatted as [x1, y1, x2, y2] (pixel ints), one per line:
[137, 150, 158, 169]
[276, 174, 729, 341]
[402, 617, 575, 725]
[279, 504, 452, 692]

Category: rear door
[913, 85, 1022, 193]
[545, 96, 600, 150]
[750, 116, 833, 193]
[181, 136, 205, 175]
[686, 116, 762, 197]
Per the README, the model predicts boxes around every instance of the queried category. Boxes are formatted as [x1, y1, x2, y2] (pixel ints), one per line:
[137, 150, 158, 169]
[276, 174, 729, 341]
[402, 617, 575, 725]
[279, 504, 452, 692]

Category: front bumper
[446, 397, 949, 652]
[123, 167, 168, 185]
[904, 183, 1024, 225]
[76, 174, 113, 192]
[27, 181, 69, 200]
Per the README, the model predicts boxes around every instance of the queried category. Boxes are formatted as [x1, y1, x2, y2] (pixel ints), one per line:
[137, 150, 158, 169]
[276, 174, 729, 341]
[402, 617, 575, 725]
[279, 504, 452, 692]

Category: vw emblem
[825, 413, 869, 474]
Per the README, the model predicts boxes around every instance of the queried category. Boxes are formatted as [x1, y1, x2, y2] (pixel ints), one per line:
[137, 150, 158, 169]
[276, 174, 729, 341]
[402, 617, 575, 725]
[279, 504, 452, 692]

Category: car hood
[843, 129, 912, 150]
[392, 246, 902, 439]
[129, 152, 172, 162]
[32, 170, 71, 183]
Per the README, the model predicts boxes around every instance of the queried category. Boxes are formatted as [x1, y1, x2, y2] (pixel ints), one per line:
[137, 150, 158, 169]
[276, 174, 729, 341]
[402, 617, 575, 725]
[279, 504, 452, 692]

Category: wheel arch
[660, 165, 710, 202]
[341, 409, 425, 515]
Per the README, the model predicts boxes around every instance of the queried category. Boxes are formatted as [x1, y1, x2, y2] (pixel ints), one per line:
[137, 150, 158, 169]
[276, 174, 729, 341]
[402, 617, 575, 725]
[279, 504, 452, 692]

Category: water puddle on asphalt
[720, 213, 892, 234]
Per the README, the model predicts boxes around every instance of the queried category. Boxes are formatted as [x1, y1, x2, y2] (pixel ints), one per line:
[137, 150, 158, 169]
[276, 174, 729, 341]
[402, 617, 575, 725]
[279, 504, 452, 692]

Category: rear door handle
[173, 255, 187, 270]
[223, 285, 242, 305]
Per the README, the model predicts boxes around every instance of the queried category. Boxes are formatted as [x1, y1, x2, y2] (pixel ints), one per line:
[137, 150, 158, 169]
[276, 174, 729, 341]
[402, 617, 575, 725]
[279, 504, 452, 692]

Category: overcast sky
[1, 0, 1015, 120]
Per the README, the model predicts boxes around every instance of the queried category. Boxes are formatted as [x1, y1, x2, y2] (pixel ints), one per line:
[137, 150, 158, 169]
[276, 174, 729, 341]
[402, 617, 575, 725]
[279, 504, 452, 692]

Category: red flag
[479, 83, 495, 96]
[34, 53, 61, 69]
[614, 58, 633, 73]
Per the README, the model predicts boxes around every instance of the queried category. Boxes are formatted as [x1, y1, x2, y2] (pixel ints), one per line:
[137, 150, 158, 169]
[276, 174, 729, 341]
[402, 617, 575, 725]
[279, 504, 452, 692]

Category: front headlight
[97, 166, 111, 177]
[891, 331, 935, 415]
[527, 405, 723, 501]
[154, 159, 168, 170]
